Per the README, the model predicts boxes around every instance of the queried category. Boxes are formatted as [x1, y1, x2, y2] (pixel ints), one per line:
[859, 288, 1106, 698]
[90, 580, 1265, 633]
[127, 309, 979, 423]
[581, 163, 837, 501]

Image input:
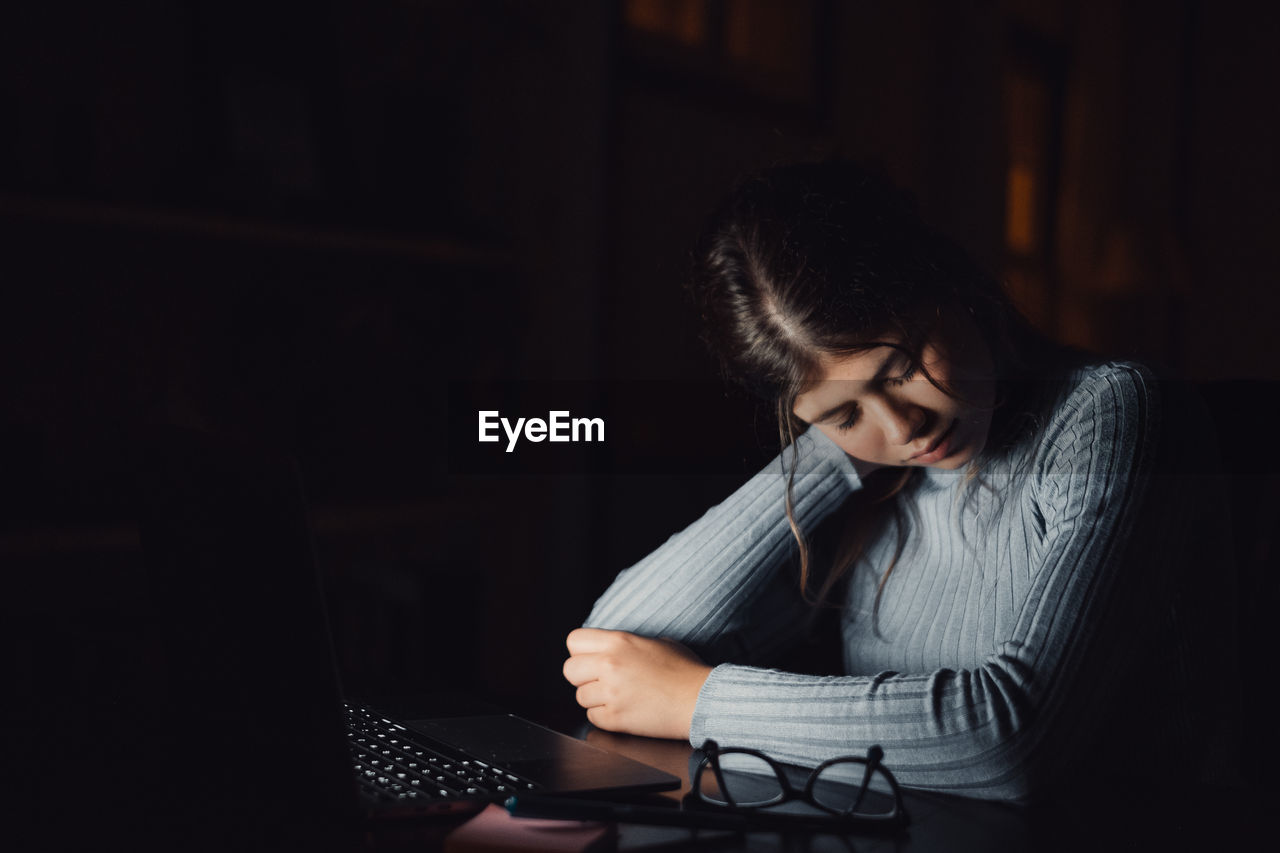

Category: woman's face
[791, 314, 997, 471]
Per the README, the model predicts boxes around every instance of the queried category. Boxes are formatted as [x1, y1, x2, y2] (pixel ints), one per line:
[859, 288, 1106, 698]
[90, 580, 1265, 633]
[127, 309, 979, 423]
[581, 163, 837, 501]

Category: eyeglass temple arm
[845, 744, 884, 816]
[698, 740, 742, 809]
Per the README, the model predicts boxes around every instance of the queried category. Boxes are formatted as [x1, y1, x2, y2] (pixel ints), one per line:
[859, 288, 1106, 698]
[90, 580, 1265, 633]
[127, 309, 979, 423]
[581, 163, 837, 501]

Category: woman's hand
[563, 628, 713, 741]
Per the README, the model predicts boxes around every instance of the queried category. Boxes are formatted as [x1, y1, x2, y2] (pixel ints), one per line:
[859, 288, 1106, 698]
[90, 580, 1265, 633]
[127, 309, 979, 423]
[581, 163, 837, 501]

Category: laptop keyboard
[345, 703, 541, 805]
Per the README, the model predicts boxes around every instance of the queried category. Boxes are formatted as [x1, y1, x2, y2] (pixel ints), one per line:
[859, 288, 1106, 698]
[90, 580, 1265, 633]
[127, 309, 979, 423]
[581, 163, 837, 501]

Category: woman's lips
[908, 418, 959, 463]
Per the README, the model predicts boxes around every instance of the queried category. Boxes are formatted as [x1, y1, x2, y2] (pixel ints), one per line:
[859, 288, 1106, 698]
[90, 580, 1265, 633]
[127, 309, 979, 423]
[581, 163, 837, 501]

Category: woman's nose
[869, 394, 925, 445]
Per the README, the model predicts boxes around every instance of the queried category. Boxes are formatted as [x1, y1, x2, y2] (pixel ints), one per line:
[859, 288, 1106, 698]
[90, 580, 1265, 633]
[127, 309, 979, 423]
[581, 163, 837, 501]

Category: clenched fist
[562, 628, 713, 741]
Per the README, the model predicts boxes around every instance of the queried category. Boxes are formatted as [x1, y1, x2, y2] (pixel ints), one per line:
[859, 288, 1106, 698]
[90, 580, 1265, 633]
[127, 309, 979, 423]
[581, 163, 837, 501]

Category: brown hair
[689, 161, 1076, 632]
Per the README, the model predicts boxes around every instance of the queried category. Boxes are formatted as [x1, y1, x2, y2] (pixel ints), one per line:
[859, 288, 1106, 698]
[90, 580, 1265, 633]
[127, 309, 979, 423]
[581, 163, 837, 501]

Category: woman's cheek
[824, 428, 871, 463]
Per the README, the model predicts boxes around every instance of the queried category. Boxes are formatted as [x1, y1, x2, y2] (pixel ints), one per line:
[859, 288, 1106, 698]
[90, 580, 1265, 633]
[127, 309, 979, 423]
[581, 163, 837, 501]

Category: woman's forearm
[584, 428, 862, 651]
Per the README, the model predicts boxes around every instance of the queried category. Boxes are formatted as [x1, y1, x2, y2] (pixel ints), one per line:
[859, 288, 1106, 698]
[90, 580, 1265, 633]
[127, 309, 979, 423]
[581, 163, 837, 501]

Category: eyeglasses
[685, 739, 907, 828]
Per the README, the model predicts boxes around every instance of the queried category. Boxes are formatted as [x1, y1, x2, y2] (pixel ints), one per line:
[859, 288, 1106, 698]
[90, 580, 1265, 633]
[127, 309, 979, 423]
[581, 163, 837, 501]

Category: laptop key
[346, 703, 542, 806]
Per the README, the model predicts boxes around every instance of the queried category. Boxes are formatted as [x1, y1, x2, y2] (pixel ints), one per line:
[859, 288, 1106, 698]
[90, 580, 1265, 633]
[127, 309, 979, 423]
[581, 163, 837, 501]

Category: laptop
[133, 425, 678, 836]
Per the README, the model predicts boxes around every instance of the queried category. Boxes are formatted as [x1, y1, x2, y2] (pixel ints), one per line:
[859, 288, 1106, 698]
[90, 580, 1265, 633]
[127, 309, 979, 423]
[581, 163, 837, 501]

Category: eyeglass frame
[685, 739, 908, 827]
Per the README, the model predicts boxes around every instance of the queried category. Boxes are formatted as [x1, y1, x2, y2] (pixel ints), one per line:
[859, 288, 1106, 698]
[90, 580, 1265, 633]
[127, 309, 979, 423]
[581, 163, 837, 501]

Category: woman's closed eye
[836, 405, 859, 431]
[883, 362, 918, 388]
[835, 363, 917, 431]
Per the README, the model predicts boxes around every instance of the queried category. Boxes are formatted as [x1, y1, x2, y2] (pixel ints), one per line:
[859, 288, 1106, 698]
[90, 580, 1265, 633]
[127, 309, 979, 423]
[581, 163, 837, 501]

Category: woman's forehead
[811, 342, 907, 381]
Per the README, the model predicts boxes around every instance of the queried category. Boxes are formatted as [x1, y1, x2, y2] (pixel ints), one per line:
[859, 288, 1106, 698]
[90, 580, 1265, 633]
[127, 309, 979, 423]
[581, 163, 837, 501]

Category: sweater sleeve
[583, 426, 862, 662]
[687, 364, 1163, 802]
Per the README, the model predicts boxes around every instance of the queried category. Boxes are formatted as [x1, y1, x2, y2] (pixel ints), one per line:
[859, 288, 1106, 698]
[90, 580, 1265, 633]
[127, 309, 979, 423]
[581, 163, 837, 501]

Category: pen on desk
[504, 794, 749, 831]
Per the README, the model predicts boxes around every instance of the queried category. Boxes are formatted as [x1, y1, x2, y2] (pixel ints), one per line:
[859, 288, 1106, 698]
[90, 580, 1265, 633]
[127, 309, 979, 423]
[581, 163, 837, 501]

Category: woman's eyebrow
[810, 349, 902, 423]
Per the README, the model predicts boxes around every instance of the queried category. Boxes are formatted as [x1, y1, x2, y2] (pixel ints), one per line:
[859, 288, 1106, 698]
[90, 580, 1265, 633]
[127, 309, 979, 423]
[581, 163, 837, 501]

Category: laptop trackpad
[405, 714, 590, 764]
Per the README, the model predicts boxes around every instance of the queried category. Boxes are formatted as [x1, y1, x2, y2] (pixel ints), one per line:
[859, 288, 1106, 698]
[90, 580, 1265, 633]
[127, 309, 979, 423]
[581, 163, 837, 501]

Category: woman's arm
[684, 364, 1176, 802]
[583, 426, 862, 663]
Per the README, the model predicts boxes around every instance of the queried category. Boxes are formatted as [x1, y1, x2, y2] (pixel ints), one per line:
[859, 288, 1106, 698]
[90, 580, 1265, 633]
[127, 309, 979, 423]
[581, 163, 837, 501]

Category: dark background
[5, 0, 1278, 801]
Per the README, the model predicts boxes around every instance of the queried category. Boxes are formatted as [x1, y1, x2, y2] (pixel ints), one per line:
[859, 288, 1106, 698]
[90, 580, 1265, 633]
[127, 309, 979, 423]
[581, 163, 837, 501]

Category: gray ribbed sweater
[585, 361, 1236, 801]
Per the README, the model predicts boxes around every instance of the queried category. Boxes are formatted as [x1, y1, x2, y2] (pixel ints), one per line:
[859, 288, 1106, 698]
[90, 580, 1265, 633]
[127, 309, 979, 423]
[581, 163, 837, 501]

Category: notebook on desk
[133, 425, 678, 831]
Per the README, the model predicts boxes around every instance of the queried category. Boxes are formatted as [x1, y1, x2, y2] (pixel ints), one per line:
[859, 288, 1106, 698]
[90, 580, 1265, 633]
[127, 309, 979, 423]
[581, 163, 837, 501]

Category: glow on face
[791, 329, 996, 471]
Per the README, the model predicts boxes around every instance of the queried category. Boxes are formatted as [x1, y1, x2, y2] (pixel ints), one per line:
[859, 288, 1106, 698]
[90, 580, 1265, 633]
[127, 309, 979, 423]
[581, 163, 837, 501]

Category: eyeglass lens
[809, 760, 898, 817]
[697, 752, 783, 807]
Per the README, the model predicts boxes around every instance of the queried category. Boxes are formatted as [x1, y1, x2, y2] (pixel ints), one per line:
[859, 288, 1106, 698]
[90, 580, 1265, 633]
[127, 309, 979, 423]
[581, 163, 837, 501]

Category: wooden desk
[569, 728, 1028, 853]
[35, 704, 1260, 853]
[459, 727, 1263, 853]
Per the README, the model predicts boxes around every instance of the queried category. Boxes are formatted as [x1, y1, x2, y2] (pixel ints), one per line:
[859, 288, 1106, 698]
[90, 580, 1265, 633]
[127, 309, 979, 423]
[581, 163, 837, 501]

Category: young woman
[561, 162, 1237, 802]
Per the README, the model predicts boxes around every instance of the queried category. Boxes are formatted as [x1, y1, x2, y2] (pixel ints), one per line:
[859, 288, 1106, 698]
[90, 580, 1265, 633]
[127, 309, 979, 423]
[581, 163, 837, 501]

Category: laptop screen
[136, 426, 358, 829]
